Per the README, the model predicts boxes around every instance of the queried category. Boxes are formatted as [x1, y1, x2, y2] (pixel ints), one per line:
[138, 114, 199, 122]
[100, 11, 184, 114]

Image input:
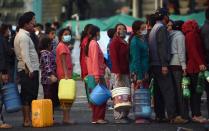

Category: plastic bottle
[182, 76, 191, 98]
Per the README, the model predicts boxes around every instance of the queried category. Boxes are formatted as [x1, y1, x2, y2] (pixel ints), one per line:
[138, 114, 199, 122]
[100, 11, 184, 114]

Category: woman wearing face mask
[56, 28, 75, 124]
[109, 23, 131, 124]
[129, 21, 150, 123]
[85, 25, 108, 124]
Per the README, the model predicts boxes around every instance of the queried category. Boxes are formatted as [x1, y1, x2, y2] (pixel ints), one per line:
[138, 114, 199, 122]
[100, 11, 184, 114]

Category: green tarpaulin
[62, 12, 205, 33]
[170, 12, 205, 26]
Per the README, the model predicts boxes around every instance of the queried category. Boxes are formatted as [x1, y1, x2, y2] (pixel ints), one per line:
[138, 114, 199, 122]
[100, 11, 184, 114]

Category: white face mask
[141, 30, 147, 35]
[63, 35, 71, 43]
[119, 31, 126, 38]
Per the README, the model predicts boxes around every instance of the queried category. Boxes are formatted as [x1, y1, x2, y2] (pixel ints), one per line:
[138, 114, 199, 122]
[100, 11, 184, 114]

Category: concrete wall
[41, 0, 64, 24]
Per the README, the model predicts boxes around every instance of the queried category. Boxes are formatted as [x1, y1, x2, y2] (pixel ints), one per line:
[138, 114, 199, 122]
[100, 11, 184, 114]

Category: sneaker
[192, 116, 208, 124]
[0, 123, 12, 129]
[115, 119, 130, 124]
[107, 105, 114, 110]
[155, 117, 168, 123]
[124, 117, 133, 122]
[170, 116, 189, 124]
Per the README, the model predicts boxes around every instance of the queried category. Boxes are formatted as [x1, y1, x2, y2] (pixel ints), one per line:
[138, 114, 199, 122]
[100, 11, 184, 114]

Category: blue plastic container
[1, 83, 22, 113]
[133, 88, 152, 118]
[89, 84, 111, 105]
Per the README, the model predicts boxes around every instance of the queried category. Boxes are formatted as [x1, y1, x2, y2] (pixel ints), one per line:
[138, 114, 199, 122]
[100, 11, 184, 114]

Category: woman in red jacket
[80, 24, 93, 103]
[182, 20, 207, 123]
[109, 23, 130, 124]
[85, 25, 108, 124]
[80, 24, 93, 80]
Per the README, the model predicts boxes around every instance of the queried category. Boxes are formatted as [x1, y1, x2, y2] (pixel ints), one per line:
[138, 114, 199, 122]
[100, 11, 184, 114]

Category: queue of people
[0, 7, 209, 128]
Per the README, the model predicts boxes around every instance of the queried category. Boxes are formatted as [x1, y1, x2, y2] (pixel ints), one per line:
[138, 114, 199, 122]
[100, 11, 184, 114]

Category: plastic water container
[133, 88, 151, 118]
[111, 87, 131, 111]
[84, 75, 96, 89]
[89, 84, 111, 105]
[58, 79, 76, 102]
[1, 83, 22, 113]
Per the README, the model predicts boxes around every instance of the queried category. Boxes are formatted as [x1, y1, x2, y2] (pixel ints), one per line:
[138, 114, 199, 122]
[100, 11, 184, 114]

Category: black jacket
[0, 34, 7, 74]
[201, 20, 209, 65]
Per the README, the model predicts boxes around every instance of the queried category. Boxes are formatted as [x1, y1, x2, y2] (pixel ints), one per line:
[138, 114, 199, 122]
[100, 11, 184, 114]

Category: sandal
[0, 123, 13, 128]
[62, 120, 76, 125]
[135, 119, 150, 124]
[192, 116, 208, 124]
[94, 119, 108, 124]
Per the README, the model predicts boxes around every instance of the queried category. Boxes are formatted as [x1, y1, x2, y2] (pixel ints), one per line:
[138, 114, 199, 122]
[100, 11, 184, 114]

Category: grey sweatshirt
[169, 30, 186, 70]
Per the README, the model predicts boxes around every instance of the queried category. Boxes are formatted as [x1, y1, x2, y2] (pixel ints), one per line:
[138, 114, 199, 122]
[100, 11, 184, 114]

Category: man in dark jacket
[201, 8, 209, 119]
[149, 8, 187, 124]
[0, 23, 12, 128]
[201, 8, 209, 66]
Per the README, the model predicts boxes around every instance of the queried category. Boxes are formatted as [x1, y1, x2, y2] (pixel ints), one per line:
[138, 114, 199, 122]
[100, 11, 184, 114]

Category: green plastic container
[196, 72, 205, 94]
[204, 70, 209, 82]
[182, 76, 191, 98]
[149, 78, 154, 97]
[84, 75, 96, 89]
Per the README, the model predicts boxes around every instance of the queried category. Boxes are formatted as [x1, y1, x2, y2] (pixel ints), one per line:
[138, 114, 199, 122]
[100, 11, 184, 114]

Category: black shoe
[124, 117, 133, 122]
[155, 117, 168, 123]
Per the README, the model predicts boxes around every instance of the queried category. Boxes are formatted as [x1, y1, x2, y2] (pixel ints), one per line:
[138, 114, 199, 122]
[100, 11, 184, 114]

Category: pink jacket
[86, 40, 106, 79]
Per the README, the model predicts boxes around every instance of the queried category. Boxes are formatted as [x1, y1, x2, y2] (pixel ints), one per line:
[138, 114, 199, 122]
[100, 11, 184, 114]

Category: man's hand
[199, 64, 207, 71]
[116, 74, 121, 81]
[29, 72, 34, 78]
[183, 69, 187, 76]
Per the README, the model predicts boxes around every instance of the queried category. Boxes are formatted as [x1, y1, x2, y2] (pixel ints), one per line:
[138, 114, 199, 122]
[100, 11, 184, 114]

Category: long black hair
[84, 25, 100, 56]
[0, 23, 9, 36]
[173, 20, 184, 31]
[114, 23, 127, 36]
[58, 28, 71, 42]
[39, 36, 52, 51]
[128, 20, 144, 44]
[80, 24, 93, 44]
[146, 14, 156, 27]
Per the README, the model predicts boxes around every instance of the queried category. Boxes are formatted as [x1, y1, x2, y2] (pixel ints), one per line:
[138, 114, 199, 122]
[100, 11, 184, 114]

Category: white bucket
[111, 87, 131, 111]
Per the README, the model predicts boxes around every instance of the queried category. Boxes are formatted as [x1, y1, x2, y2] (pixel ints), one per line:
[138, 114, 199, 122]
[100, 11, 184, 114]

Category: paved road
[2, 81, 208, 131]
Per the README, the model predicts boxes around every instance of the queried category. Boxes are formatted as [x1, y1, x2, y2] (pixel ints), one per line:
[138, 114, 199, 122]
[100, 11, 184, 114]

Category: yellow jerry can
[32, 99, 53, 128]
[58, 79, 76, 102]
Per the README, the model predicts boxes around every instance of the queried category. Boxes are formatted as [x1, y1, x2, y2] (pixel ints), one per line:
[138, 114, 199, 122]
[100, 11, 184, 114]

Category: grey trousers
[152, 66, 176, 119]
[171, 69, 189, 119]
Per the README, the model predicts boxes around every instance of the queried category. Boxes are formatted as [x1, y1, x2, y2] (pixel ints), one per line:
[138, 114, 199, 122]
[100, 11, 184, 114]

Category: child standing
[39, 37, 59, 107]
